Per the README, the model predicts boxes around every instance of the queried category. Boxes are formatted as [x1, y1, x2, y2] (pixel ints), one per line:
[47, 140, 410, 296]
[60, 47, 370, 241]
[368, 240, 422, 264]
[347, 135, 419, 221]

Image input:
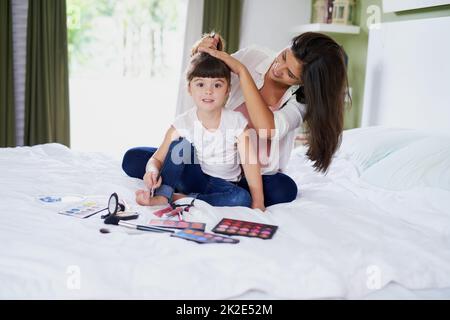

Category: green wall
[316, 0, 450, 129]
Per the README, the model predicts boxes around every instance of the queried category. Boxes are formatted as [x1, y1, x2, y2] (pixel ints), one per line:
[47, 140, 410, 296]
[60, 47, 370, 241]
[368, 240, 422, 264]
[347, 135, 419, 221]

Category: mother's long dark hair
[292, 32, 349, 173]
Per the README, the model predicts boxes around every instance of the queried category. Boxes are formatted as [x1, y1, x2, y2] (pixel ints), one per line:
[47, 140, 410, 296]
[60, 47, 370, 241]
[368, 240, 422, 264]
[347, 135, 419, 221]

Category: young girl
[135, 52, 265, 210]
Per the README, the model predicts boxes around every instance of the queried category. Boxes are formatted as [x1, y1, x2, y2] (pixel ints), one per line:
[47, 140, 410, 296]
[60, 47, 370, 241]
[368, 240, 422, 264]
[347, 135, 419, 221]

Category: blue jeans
[122, 139, 299, 207]
[122, 138, 252, 207]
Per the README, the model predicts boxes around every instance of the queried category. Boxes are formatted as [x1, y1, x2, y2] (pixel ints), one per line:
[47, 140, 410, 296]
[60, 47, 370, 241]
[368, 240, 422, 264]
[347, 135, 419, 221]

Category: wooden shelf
[292, 23, 360, 35]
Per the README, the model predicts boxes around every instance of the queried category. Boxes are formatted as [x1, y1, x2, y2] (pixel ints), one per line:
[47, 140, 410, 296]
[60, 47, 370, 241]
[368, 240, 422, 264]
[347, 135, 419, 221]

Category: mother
[122, 32, 349, 207]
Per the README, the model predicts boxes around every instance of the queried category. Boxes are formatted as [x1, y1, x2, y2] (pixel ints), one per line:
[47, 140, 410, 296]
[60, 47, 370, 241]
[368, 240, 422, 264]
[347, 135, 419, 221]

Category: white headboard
[361, 16, 450, 134]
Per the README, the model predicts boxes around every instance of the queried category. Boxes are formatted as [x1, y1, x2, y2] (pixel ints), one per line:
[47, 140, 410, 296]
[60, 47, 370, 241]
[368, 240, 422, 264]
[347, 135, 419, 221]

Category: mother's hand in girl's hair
[191, 33, 221, 55]
[198, 46, 246, 76]
[201, 34, 220, 50]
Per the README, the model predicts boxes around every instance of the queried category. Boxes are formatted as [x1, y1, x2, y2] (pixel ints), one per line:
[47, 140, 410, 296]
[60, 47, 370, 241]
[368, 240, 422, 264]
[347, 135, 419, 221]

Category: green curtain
[25, 0, 70, 147]
[0, 0, 16, 147]
[202, 0, 242, 54]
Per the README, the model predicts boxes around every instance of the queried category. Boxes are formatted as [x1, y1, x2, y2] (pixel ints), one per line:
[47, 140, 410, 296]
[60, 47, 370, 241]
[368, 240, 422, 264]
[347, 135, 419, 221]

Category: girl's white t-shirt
[172, 108, 248, 182]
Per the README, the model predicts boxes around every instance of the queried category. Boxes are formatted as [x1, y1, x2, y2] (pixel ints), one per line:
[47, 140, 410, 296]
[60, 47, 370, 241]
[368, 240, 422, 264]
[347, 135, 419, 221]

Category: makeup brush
[104, 215, 174, 233]
[150, 169, 162, 198]
[149, 157, 167, 199]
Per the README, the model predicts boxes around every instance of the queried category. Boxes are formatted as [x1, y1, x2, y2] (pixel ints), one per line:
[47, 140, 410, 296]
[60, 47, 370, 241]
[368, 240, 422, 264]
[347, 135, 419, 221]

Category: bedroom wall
[330, 0, 450, 129]
[239, 0, 311, 51]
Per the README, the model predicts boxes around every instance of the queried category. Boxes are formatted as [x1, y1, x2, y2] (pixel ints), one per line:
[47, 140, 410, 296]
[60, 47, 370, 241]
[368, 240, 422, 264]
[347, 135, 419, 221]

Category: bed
[1, 17, 450, 300]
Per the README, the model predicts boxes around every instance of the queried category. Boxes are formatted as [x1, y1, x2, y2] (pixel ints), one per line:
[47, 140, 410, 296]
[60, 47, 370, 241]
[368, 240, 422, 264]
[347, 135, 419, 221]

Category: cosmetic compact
[101, 193, 139, 221]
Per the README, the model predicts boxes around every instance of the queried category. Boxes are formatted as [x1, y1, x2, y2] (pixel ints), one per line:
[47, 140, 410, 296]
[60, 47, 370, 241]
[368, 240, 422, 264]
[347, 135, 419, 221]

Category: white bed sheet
[1, 143, 450, 299]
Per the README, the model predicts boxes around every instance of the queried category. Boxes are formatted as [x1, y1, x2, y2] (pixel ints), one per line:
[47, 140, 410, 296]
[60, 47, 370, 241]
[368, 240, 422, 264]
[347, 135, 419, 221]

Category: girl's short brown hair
[186, 52, 231, 84]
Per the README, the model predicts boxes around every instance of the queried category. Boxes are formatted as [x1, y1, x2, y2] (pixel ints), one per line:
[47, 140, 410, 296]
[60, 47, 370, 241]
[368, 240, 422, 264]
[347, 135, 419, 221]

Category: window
[67, 0, 188, 158]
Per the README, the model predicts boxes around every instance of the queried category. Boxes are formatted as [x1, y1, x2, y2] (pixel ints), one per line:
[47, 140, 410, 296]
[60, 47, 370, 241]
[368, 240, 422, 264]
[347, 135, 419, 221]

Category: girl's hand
[143, 170, 162, 191]
[198, 46, 247, 75]
[252, 201, 266, 212]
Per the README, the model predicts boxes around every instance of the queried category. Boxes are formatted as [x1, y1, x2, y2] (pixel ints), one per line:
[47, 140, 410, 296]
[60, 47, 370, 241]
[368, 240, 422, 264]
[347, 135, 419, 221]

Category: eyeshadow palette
[148, 219, 206, 231]
[171, 229, 239, 244]
[212, 218, 278, 239]
[58, 200, 105, 218]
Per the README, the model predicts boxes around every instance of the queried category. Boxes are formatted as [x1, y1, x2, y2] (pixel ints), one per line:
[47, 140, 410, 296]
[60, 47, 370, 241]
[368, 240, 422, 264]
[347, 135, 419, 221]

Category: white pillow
[339, 126, 426, 173]
[361, 136, 450, 191]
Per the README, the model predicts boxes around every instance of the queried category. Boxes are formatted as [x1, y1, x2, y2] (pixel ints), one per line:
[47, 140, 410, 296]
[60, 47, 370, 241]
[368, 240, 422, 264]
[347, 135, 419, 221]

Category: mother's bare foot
[135, 189, 168, 206]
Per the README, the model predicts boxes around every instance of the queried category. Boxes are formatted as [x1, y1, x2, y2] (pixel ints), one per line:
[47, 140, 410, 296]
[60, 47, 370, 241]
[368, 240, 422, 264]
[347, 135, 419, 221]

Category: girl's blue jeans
[122, 138, 298, 207]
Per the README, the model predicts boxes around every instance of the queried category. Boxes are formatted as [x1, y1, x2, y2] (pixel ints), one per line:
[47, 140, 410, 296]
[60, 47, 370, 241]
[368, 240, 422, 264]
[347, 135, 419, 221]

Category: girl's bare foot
[172, 193, 188, 201]
[135, 189, 168, 206]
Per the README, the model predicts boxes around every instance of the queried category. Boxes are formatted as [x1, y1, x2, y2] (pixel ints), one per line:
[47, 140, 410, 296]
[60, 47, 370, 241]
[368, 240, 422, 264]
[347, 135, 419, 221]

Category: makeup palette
[58, 200, 105, 218]
[148, 219, 206, 231]
[212, 218, 278, 239]
[171, 229, 239, 244]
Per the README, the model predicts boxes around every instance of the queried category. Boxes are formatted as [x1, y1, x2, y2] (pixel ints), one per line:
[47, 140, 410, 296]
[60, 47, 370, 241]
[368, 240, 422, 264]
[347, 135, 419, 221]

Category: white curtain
[12, 0, 29, 146]
[175, 0, 204, 117]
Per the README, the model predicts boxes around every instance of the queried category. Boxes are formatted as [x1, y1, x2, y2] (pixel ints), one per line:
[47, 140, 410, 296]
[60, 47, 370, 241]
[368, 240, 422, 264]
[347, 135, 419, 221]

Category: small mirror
[101, 193, 119, 219]
[108, 193, 119, 215]
[102, 192, 138, 221]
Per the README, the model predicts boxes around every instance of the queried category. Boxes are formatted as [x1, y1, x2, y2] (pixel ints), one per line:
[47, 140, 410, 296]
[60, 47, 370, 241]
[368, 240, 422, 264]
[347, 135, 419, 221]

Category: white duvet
[1, 143, 450, 299]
